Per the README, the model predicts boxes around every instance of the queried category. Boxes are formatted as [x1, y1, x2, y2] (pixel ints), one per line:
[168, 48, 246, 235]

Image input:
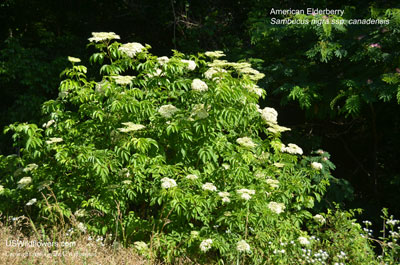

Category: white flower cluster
[268, 201, 285, 214]
[218, 191, 231, 203]
[134, 241, 148, 252]
[238, 67, 265, 81]
[258, 109, 290, 134]
[200, 239, 213, 252]
[202, 182, 217, 191]
[147, 68, 163, 78]
[181, 59, 196, 71]
[204, 67, 227, 80]
[157, 56, 169, 65]
[158, 104, 179, 118]
[266, 179, 279, 189]
[298, 236, 311, 246]
[313, 214, 326, 224]
[236, 137, 257, 148]
[222, 163, 230, 170]
[236, 240, 251, 252]
[74, 209, 86, 218]
[245, 84, 264, 97]
[191, 79, 208, 92]
[190, 231, 199, 238]
[267, 124, 291, 134]
[311, 162, 323, 170]
[26, 198, 37, 206]
[260, 107, 278, 124]
[77, 222, 87, 233]
[237, 189, 255, 200]
[88, 32, 120, 43]
[119, 42, 145, 57]
[23, 163, 38, 172]
[68, 56, 81, 63]
[281, 143, 303, 155]
[42, 119, 55, 128]
[112, 75, 135, 85]
[118, 122, 145, 133]
[46, 137, 63, 145]
[185, 174, 198, 180]
[161, 177, 177, 189]
[119, 168, 131, 178]
[205, 51, 225, 58]
[191, 104, 209, 120]
[17, 177, 32, 189]
[122, 180, 132, 185]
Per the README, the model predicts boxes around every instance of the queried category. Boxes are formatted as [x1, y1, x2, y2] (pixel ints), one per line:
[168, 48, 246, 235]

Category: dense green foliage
[1, 34, 398, 264]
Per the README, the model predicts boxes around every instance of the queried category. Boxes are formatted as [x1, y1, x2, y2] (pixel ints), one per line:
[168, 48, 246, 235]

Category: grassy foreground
[0, 217, 149, 265]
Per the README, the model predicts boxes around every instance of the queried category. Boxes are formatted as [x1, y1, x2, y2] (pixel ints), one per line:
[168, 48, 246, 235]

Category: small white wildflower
[200, 239, 213, 252]
[157, 56, 170, 65]
[387, 219, 400, 226]
[266, 179, 279, 189]
[68, 56, 81, 63]
[23, 163, 38, 172]
[236, 240, 251, 252]
[205, 51, 225, 58]
[181, 59, 196, 71]
[88, 32, 120, 43]
[268, 202, 285, 214]
[118, 122, 145, 133]
[202, 182, 217, 192]
[161, 177, 177, 189]
[158, 104, 179, 118]
[119, 42, 145, 57]
[186, 174, 198, 180]
[26, 198, 37, 206]
[313, 214, 326, 224]
[17, 177, 32, 189]
[236, 137, 257, 148]
[363, 220, 372, 226]
[311, 162, 323, 170]
[191, 79, 208, 92]
[112, 75, 135, 85]
[298, 236, 310, 246]
[46, 137, 63, 145]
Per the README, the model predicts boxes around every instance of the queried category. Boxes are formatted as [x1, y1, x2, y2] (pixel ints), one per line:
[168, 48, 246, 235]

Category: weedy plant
[0, 32, 398, 264]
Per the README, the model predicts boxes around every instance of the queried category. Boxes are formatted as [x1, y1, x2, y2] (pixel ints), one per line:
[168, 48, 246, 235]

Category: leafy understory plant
[0, 32, 392, 264]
